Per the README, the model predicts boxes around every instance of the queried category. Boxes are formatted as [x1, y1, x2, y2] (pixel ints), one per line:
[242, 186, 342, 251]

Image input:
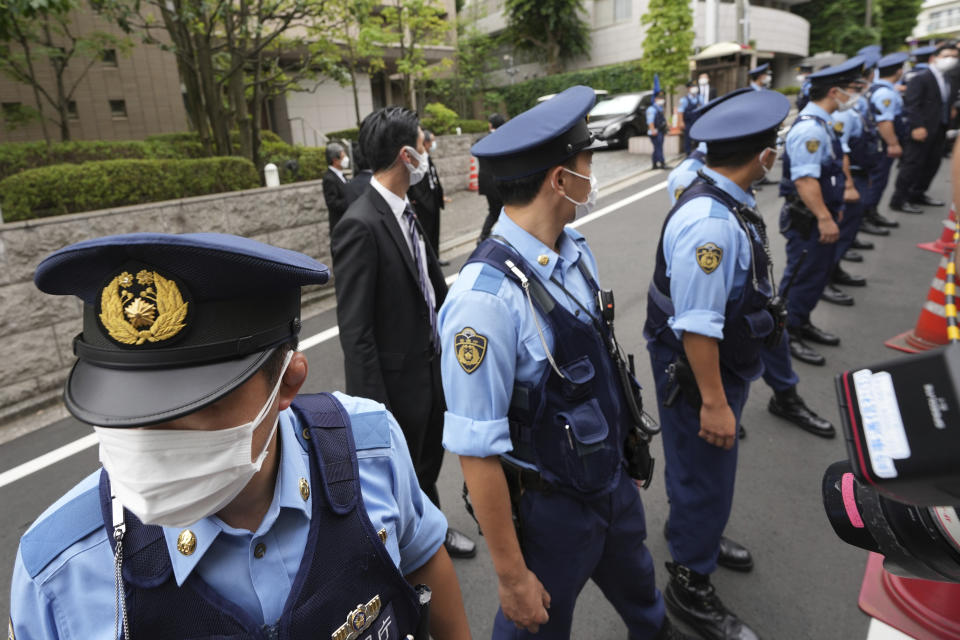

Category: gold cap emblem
[332, 595, 382, 640]
[537, 255, 549, 266]
[99, 267, 189, 346]
[177, 529, 197, 556]
[299, 477, 310, 501]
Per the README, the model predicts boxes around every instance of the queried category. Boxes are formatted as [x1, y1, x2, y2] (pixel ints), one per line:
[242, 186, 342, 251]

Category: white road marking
[0, 179, 668, 488]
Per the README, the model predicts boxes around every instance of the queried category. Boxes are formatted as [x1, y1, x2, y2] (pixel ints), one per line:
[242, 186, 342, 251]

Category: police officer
[864, 52, 910, 228]
[645, 88, 791, 640]
[9, 233, 470, 639]
[903, 45, 937, 85]
[778, 58, 866, 366]
[678, 81, 704, 155]
[796, 64, 814, 111]
[648, 90, 669, 169]
[748, 63, 771, 91]
[439, 86, 689, 639]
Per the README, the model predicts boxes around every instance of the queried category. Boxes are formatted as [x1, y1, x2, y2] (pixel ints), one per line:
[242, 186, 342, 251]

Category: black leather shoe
[768, 387, 836, 438]
[791, 322, 840, 345]
[868, 210, 899, 228]
[859, 219, 891, 236]
[918, 194, 945, 207]
[789, 335, 826, 366]
[851, 236, 874, 250]
[444, 528, 477, 558]
[718, 537, 754, 572]
[438, 259, 451, 267]
[653, 616, 698, 640]
[821, 284, 854, 306]
[833, 266, 867, 287]
[842, 250, 863, 263]
[664, 563, 760, 640]
[891, 200, 923, 214]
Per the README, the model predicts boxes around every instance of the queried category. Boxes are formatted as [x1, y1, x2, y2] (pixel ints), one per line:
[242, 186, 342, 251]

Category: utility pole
[865, 0, 873, 28]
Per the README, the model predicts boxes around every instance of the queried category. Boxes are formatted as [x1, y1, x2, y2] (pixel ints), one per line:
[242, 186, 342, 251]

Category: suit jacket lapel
[369, 188, 420, 285]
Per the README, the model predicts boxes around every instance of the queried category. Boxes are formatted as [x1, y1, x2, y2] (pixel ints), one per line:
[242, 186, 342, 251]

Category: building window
[109, 99, 127, 118]
[2, 102, 22, 120]
[67, 100, 79, 119]
[614, 0, 631, 21]
[102, 49, 118, 66]
[595, 0, 631, 27]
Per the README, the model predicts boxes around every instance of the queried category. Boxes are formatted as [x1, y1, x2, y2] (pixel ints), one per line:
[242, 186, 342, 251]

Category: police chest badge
[696, 242, 723, 274]
[806, 139, 820, 153]
[98, 267, 190, 346]
[833, 121, 844, 134]
[332, 595, 386, 640]
[455, 327, 487, 374]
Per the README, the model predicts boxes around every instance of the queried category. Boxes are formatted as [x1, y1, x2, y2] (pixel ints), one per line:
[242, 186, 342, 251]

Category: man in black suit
[891, 43, 958, 213]
[332, 107, 476, 559]
[322, 142, 349, 233]
[343, 140, 373, 207]
[477, 113, 505, 243]
[407, 130, 447, 261]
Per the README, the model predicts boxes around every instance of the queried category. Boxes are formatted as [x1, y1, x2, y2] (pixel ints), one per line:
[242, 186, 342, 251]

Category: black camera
[823, 343, 960, 583]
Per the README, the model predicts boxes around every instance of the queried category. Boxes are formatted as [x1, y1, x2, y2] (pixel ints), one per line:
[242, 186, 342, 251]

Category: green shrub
[499, 61, 650, 117]
[0, 140, 152, 181]
[421, 102, 459, 135]
[776, 85, 801, 96]
[326, 128, 360, 142]
[259, 142, 328, 183]
[0, 157, 259, 221]
[456, 119, 489, 134]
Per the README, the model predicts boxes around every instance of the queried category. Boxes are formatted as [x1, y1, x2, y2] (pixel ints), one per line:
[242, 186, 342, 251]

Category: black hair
[351, 141, 369, 172]
[809, 84, 832, 101]
[260, 339, 300, 386]
[325, 142, 344, 165]
[494, 155, 579, 207]
[488, 113, 505, 129]
[706, 131, 777, 168]
[359, 107, 420, 173]
[686, 80, 696, 87]
[936, 42, 959, 56]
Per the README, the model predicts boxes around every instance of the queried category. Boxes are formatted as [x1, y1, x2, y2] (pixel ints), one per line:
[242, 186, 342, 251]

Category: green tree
[504, 0, 590, 75]
[0, 0, 129, 143]
[450, 25, 497, 116]
[878, 0, 923, 52]
[792, 0, 878, 56]
[640, 0, 693, 95]
[381, 0, 452, 111]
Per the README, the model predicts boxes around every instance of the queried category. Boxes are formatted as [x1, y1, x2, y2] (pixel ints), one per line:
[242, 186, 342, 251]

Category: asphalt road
[1, 156, 952, 639]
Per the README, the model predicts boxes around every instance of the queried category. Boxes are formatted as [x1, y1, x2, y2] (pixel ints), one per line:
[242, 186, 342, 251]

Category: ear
[549, 165, 567, 195]
[278, 351, 308, 411]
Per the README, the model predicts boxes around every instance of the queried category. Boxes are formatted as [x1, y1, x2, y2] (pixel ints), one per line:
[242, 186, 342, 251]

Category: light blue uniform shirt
[786, 102, 838, 180]
[646, 104, 664, 132]
[678, 93, 703, 114]
[439, 212, 600, 462]
[833, 107, 863, 154]
[663, 167, 759, 340]
[667, 143, 708, 205]
[870, 80, 903, 122]
[10, 392, 446, 639]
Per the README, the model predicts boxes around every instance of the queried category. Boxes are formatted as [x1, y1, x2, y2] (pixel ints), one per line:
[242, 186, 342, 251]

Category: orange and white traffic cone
[885, 254, 953, 353]
[917, 205, 958, 254]
[468, 156, 478, 191]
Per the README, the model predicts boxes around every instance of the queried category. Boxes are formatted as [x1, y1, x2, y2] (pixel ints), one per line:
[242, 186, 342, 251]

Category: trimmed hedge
[0, 140, 152, 182]
[260, 143, 327, 183]
[326, 128, 360, 142]
[0, 157, 259, 222]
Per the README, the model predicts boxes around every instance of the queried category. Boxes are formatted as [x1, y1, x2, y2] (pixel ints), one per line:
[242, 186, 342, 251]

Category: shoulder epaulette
[471, 264, 506, 295]
[349, 410, 392, 451]
[20, 485, 102, 578]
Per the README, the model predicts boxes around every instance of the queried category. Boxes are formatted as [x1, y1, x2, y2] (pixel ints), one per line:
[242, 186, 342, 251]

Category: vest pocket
[744, 308, 774, 339]
[555, 399, 615, 492]
[558, 355, 596, 402]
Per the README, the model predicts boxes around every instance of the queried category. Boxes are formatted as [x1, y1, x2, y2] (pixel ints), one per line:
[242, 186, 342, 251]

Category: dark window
[109, 99, 127, 118]
[1, 102, 21, 117]
[67, 100, 79, 119]
[102, 49, 118, 66]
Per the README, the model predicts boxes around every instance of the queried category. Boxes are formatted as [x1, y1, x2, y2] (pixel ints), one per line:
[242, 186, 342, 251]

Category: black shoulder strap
[291, 393, 358, 515]
[466, 238, 558, 315]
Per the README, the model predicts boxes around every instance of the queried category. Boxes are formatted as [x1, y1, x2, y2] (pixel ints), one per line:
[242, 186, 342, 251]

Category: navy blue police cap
[471, 85, 599, 181]
[912, 45, 937, 60]
[877, 52, 908, 75]
[34, 232, 330, 427]
[748, 63, 770, 78]
[857, 44, 882, 57]
[687, 87, 753, 144]
[859, 50, 881, 70]
[688, 89, 790, 157]
[808, 58, 866, 87]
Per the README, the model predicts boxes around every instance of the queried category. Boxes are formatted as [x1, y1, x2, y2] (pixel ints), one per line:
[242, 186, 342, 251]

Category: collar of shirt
[700, 166, 756, 208]
[492, 211, 583, 282]
[162, 410, 312, 586]
[370, 175, 410, 219]
[874, 79, 895, 90]
[800, 101, 833, 124]
[331, 166, 345, 182]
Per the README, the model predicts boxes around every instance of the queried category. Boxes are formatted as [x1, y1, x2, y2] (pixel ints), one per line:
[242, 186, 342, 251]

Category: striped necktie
[402, 205, 440, 352]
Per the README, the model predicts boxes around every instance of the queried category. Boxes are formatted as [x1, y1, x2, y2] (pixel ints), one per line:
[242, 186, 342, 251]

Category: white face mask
[340, 155, 350, 169]
[561, 168, 598, 218]
[796, 74, 808, 84]
[403, 146, 428, 186]
[699, 78, 709, 86]
[689, 87, 700, 95]
[835, 88, 860, 111]
[95, 351, 294, 528]
[655, 99, 665, 107]
[759, 147, 777, 178]
[935, 56, 958, 72]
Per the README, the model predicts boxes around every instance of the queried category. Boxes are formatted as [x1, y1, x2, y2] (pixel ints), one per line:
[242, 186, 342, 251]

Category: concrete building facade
[911, 0, 960, 41]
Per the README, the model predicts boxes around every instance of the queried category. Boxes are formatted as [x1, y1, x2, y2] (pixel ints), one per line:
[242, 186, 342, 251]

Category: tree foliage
[793, 0, 879, 56]
[381, 0, 452, 111]
[640, 0, 694, 95]
[878, 0, 923, 53]
[504, 0, 591, 75]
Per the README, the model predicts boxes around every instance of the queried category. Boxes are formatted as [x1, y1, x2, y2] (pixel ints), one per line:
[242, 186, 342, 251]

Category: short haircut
[326, 142, 344, 165]
[706, 131, 777, 168]
[488, 113, 505, 129]
[260, 339, 300, 386]
[423, 130, 434, 143]
[937, 43, 958, 56]
[351, 141, 369, 172]
[360, 107, 420, 173]
[809, 84, 832, 101]
[495, 155, 578, 207]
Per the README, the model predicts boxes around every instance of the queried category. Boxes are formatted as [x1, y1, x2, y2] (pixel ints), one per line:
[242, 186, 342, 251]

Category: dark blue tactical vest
[779, 113, 846, 213]
[796, 82, 811, 111]
[466, 240, 627, 498]
[645, 179, 775, 381]
[654, 107, 667, 134]
[97, 393, 423, 640]
[689, 147, 706, 163]
[866, 84, 909, 143]
[848, 103, 883, 171]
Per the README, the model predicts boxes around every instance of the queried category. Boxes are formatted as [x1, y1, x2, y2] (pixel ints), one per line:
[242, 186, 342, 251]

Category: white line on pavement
[0, 179, 668, 489]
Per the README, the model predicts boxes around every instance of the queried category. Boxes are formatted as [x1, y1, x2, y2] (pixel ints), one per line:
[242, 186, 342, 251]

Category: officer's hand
[887, 143, 903, 158]
[912, 127, 928, 142]
[499, 568, 551, 633]
[844, 185, 860, 202]
[817, 217, 840, 243]
[698, 401, 736, 450]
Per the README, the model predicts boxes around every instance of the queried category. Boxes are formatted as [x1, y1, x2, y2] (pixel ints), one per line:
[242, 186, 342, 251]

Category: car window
[589, 94, 642, 118]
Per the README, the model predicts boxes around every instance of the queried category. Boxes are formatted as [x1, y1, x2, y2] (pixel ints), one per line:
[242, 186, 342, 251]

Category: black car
[587, 91, 653, 149]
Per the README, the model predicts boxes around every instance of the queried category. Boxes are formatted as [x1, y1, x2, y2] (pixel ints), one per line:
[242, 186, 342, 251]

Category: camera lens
[822, 460, 960, 583]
